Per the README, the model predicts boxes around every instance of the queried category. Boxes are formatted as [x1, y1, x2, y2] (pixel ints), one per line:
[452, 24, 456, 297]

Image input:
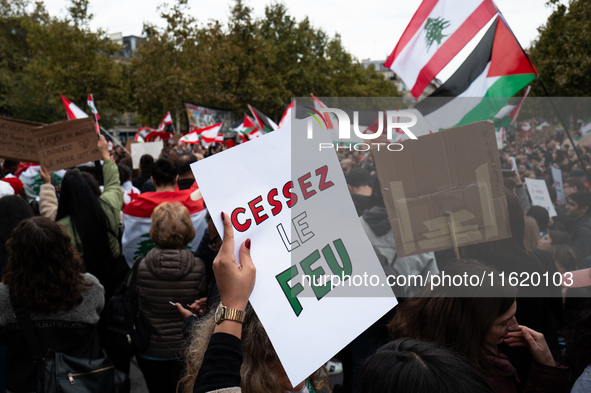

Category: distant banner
[184, 102, 233, 132]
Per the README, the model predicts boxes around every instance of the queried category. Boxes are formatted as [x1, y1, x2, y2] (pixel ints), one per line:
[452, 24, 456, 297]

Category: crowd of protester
[0, 131, 589, 393]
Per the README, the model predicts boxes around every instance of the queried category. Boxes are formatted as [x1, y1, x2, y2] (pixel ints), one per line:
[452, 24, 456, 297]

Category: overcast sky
[42, 0, 559, 63]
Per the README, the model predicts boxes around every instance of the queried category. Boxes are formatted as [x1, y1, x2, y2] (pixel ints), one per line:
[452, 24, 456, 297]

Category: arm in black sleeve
[193, 333, 242, 393]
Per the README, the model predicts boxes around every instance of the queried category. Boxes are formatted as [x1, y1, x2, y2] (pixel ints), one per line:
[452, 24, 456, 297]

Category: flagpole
[100, 126, 131, 155]
[537, 77, 591, 184]
[497, 12, 591, 184]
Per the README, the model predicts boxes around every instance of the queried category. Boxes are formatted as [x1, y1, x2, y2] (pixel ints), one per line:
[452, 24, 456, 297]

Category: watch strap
[223, 307, 245, 323]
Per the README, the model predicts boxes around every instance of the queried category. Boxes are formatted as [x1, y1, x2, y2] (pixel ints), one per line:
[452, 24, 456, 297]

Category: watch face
[215, 304, 223, 323]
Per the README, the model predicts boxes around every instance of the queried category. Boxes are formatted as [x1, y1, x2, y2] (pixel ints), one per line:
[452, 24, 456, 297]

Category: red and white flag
[121, 190, 208, 266]
[157, 112, 173, 132]
[179, 130, 200, 144]
[199, 123, 224, 147]
[278, 100, 295, 129]
[384, 0, 497, 99]
[61, 95, 88, 120]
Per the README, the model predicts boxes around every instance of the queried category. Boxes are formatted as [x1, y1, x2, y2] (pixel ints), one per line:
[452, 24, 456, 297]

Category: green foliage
[130, 0, 399, 125]
[0, 0, 127, 124]
[529, 0, 591, 96]
[1, 0, 398, 127]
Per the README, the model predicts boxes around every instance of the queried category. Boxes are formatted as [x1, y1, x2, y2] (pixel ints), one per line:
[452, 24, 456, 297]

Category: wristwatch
[214, 302, 245, 324]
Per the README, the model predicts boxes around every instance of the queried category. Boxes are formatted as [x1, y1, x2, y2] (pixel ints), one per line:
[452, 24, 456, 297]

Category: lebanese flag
[179, 131, 200, 144]
[61, 95, 88, 120]
[144, 131, 174, 142]
[121, 190, 208, 266]
[134, 134, 145, 143]
[384, 0, 498, 99]
[157, 112, 173, 132]
[415, 15, 537, 131]
[199, 123, 224, 147]
[87, 94, 100, 120]
[278, 100, 295, 129]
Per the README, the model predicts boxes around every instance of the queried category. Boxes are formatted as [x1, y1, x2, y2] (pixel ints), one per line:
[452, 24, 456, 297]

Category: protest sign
[184, 102, 233, 131]
[509, 156, 518, 171]
[131, 141, 163, 169]
[373, 120, 511, 258]
[0, 117, 43, 162]
[31, 118, 101, 172]
[525, 177, 557, 217]
[551, 166, 566, 205]
[191, 119, 397, 386]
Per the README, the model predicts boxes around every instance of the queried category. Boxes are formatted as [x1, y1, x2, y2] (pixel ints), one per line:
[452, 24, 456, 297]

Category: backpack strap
[126, 256, 144, 296]
[8, 295, 45, 381]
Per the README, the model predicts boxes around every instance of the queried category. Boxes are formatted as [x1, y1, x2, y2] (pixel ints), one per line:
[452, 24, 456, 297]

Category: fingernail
[245, 238, 251, 249]
[221, 212, 225, 222]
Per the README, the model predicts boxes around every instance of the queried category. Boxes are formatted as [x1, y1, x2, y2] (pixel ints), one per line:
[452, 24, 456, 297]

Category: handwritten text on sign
[190, 118, 395, 386]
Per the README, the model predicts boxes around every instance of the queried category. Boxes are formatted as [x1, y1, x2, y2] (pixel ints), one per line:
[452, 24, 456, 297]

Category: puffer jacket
[136, 248, 207, 358]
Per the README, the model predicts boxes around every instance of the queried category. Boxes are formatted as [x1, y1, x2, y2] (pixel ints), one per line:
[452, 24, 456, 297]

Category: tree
[0, 0, 127, 125]
[529, 0, 591, 97]
[130, 0, 399, 127]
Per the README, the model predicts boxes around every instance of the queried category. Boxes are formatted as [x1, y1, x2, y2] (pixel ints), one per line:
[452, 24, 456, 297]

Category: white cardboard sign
[131, 141, 163, 169]
[551, 166, 566, 205]
[525, 178, 557, 217]
[190, 119, 397, 386]
[509, 156, 518, 172]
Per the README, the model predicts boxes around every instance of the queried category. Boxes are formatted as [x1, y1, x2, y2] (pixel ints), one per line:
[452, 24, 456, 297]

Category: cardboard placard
[0, 117, 44, 162]
[31, 118, 101, 172]
[190, 119, 396, 386]
[131, 141, 163, 169]
[373, 120, 511, 257]
[525, 178, 557, 217]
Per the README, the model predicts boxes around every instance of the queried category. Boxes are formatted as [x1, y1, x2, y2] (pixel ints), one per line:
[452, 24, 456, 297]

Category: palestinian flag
[415, 15, 537, 131]
[121, 190, 208, 266]
[384, 0, 497, 98]
[231, 115, 261, 142]
[61, 95, 88, 120]
[493, 85, 530, 129]
[278, 100, 295, 129]
[248, 105, 278, 132]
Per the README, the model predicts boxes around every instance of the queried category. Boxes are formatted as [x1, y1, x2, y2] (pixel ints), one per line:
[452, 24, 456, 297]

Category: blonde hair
[523, 216, 540, 249]
[178, 305, 331, 393]
[150, 202, 195, 249]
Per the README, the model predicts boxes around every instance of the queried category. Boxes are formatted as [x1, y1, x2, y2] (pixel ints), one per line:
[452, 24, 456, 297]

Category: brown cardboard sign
[373, 120, 511, 257]
[31, 118, 101, 172]
[0, 117, 44, 162]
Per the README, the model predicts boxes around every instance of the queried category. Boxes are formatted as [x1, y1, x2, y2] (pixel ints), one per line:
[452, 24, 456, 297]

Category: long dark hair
[360, 339, 494, 393]
[3, 217, 90, 313]
[56, 169, 114, 284]
[389, 260, 518, 377]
